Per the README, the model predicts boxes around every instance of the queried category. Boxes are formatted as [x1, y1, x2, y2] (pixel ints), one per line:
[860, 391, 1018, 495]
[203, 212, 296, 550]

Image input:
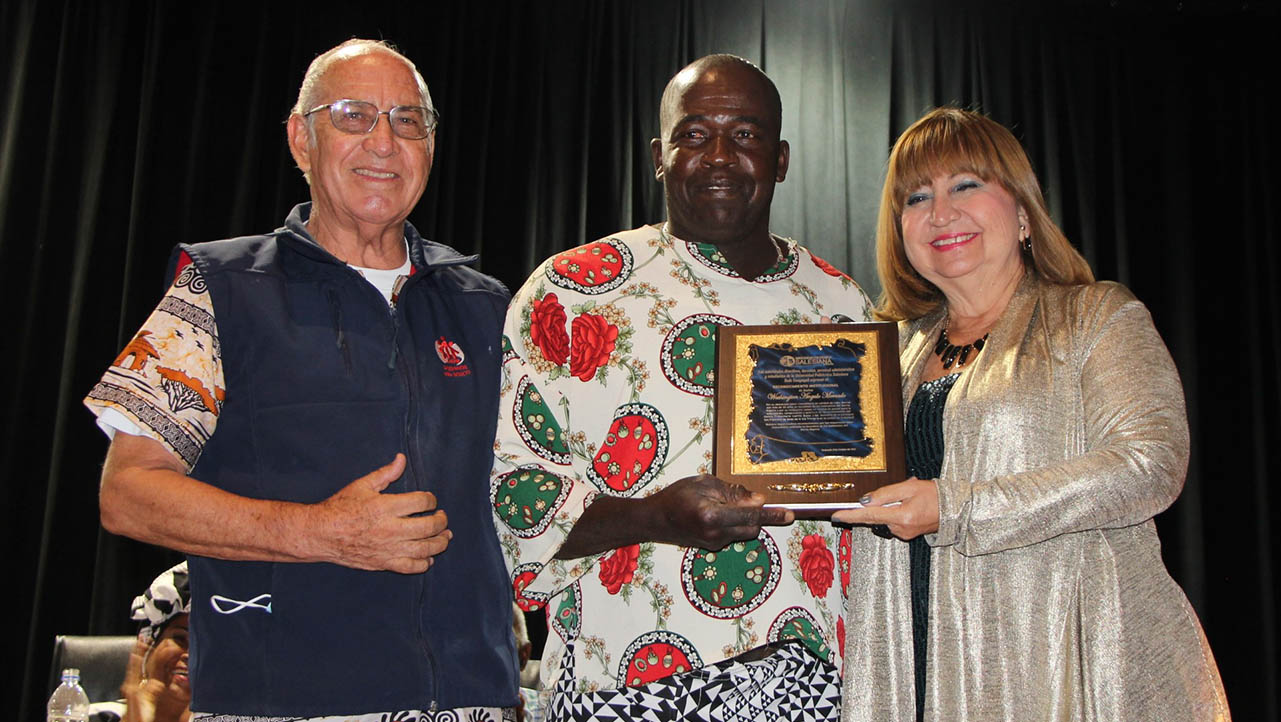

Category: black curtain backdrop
[3, 0, 1277, 719]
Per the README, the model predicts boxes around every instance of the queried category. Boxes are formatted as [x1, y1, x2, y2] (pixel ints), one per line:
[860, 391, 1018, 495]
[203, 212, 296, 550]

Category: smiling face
[145, 613, 191, 703]
[287, 49, 434, 238]
[650, 59, 788, 247]
[899, 172, 1028, 294]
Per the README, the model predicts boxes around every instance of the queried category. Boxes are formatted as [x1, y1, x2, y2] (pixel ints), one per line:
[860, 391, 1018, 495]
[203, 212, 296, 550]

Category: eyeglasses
[303, 99, 439, 140]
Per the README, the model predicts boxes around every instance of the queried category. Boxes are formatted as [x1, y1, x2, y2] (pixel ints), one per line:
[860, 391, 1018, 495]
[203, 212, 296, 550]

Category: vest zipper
[389, 287, 440, 710]
[324, 288, 353, 374]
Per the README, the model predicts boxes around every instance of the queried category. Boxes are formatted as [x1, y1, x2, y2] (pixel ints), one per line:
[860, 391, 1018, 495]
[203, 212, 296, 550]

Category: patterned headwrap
[130, 562, 191, 643]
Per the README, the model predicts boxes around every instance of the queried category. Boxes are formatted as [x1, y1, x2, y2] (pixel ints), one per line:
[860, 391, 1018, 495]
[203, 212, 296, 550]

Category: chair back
[49, 635, 135, 702]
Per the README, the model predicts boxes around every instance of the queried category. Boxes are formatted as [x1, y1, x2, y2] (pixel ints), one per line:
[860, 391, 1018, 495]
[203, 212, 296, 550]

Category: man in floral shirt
[491, 55, 872, 721]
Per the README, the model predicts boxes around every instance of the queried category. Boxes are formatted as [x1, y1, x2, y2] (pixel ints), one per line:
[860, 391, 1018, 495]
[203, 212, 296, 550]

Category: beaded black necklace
[934, 325, 989, 369]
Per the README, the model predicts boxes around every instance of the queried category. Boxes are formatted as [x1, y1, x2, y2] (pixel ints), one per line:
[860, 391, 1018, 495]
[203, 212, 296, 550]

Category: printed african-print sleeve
[490, 263, 610, 608]
[84, 264, 222, 472]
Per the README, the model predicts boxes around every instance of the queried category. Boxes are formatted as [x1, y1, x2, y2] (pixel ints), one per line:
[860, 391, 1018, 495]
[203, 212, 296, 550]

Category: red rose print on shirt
[570, 312, 619, 382]
[598, 544, 641, 594]
[810, 252, 851, 280]
[799, 533, 835, 598]
[530, 293, 570, 365]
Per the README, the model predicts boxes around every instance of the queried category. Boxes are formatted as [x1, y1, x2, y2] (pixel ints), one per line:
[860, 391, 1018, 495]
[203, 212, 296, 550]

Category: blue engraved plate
[744, 339, 872, 464]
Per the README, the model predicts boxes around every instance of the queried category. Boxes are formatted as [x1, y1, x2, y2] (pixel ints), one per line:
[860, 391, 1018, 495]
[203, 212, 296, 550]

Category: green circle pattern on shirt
[514, 376, 570, 465]
[680, 532, 781, 619]
[768, 606, 833, 663]
[492, 466, 569, 537]
[684, 240, 797, 282]
[661, 314, 737, 396]
[550, 581, 582, 642]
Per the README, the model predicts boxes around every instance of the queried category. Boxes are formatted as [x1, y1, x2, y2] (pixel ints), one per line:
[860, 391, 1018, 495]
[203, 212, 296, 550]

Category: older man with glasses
[84, 39, 517, 721]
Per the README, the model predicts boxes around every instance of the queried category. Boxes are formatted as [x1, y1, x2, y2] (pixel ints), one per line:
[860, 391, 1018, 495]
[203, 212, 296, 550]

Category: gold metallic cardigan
[841, 274, 1230, 721]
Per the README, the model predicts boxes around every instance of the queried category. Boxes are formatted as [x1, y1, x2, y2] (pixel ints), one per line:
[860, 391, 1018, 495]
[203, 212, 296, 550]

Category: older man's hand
[100, 434, 449, 570]
[311, 453, 451, 574]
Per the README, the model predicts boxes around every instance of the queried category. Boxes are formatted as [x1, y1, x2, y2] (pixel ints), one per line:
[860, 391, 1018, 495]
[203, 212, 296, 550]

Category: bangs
[888, 111, 1010, 212]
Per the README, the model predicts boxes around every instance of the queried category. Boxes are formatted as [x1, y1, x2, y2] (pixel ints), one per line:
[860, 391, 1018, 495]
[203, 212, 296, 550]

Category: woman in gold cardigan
[833, 108, 1229, 721]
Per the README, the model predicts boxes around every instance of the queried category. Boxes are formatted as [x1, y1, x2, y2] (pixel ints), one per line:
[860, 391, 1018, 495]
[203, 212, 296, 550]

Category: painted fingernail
[859, 494, 872, 505]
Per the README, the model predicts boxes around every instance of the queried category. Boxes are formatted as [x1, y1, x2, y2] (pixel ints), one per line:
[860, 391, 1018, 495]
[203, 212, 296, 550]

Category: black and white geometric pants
[546, 641, 842, 722]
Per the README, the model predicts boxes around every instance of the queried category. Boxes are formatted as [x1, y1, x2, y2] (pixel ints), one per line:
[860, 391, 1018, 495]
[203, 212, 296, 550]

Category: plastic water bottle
[47, 667, 89, 722]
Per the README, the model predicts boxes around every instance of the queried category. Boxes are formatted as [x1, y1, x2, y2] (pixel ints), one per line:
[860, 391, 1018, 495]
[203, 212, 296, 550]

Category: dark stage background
[3, 0, 1277, 718]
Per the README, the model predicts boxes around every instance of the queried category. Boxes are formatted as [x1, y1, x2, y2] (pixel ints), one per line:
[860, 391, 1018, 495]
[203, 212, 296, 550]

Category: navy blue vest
[175, 204, 517, 715]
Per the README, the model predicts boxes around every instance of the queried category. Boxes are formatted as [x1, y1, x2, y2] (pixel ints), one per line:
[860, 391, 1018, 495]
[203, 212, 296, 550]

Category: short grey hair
[290, 39, 436, 183]
[293, 39, 435, 119]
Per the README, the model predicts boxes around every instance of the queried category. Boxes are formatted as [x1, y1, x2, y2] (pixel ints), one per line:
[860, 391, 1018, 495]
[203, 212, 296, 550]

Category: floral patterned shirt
[491, 225, 873, 694]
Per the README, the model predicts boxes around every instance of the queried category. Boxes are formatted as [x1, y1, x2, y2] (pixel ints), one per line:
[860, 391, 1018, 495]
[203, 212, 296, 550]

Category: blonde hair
[876, 107, 1094, 321]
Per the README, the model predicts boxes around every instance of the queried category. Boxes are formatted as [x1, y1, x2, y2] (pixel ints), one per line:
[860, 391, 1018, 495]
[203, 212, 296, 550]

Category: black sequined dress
[904, 373, 958, 722]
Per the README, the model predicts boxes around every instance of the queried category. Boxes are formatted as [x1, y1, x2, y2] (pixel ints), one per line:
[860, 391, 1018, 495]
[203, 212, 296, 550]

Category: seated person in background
[513, 604, 543, 722]
[513, 603, 537, 689]
[91, 562, 191, 722]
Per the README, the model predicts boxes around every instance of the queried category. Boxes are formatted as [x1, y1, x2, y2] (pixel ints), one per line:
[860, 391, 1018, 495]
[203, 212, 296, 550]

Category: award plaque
[713, 323, 905, 516]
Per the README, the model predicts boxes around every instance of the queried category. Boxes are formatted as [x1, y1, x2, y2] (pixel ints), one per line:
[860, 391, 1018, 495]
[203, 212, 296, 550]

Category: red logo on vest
[436, 336, 471, 377]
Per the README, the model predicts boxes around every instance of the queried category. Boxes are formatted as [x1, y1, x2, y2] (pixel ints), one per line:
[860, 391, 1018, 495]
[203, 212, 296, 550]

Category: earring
[1019, 224, 1032, 252]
